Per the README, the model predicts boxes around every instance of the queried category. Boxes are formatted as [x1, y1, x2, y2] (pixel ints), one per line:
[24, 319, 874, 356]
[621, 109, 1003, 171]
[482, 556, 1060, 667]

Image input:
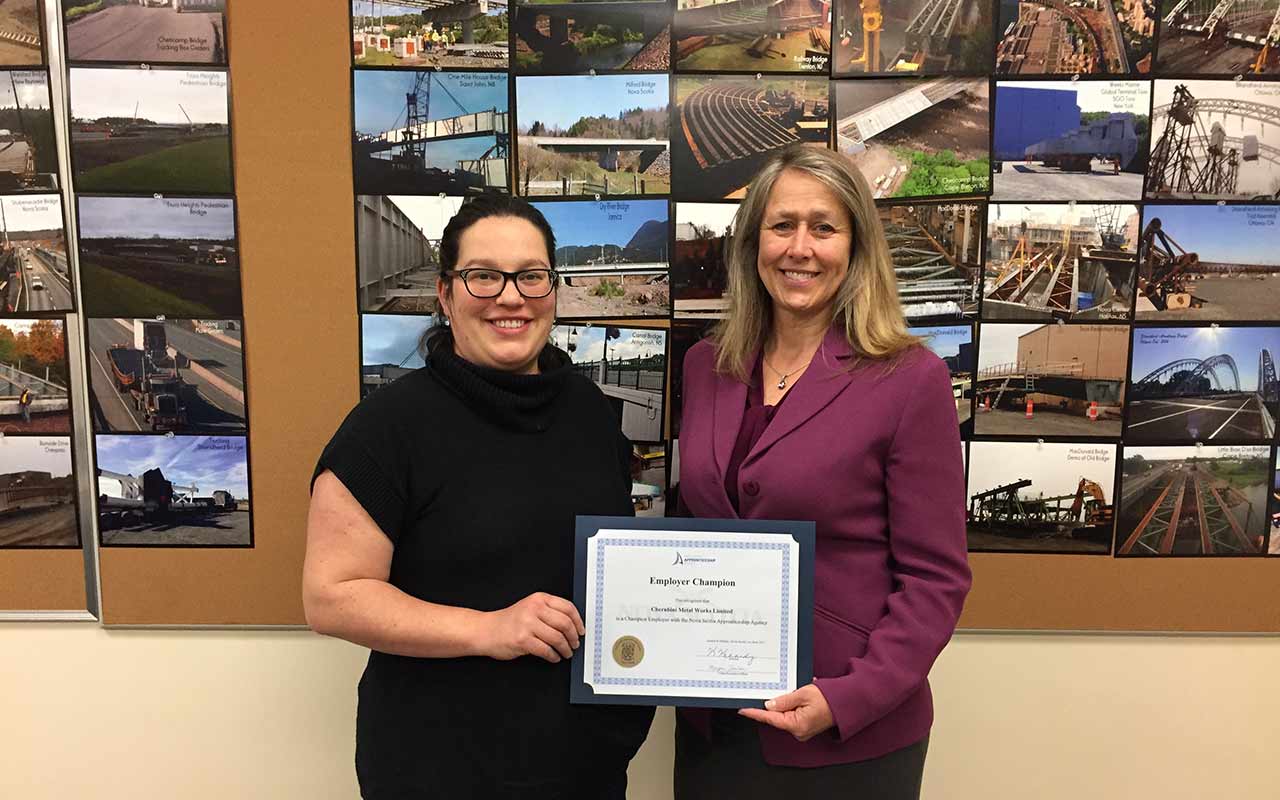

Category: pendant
[776, 376, 787, 391]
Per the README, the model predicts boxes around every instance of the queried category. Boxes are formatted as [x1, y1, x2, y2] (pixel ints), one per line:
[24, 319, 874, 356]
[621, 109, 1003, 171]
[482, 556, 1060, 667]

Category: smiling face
[437, 215, 556, 375]
[756, 169, 854, 327]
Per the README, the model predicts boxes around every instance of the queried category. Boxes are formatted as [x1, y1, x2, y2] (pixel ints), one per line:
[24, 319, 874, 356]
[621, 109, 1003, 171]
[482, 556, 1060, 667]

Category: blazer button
[743, 480, 760, 497]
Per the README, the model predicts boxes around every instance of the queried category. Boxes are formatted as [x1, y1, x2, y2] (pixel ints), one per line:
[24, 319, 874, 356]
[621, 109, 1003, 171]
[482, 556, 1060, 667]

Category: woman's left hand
[738, 684, 834, 741]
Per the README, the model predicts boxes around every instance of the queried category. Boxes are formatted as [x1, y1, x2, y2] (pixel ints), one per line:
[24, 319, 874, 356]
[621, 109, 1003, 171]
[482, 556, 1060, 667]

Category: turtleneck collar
[426, 329, 572, 433]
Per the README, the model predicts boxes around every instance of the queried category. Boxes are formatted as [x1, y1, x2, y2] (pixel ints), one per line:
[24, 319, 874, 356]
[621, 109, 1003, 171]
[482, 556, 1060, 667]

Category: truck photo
[105, 320, 188, 431]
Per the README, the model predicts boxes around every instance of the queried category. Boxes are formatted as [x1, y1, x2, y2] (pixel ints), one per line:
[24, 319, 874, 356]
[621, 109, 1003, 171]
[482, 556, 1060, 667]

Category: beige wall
[1018, 324, 1130, 379]
[1, 626, 1275, 798]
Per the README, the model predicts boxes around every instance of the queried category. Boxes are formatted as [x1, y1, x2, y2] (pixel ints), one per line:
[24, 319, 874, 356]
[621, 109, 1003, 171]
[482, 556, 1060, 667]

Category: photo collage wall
[59, 0, 253, 551]
[350, 0, 1280, 556]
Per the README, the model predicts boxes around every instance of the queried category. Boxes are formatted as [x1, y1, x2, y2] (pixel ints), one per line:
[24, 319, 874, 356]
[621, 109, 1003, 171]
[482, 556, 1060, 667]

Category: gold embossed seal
[611, 635, 644, 668]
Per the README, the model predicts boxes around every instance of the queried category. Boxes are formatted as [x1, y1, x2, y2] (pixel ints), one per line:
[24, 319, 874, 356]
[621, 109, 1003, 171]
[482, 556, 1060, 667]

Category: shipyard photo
[0, 194, 71, 313]
[0, 436, 77, 548]
[353, 0, 509, 69]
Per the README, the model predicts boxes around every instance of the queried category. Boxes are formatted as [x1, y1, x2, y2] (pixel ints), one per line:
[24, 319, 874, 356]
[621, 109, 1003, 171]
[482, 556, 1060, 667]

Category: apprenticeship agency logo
[672, 551, 717, 566]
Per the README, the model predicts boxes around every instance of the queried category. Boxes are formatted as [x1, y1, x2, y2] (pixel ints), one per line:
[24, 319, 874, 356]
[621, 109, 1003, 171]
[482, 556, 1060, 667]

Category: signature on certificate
[700, 646, 775, 676]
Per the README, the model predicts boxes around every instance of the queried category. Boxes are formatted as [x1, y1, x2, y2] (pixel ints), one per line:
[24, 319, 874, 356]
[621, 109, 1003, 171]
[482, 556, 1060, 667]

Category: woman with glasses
[304, 194, 655, 799]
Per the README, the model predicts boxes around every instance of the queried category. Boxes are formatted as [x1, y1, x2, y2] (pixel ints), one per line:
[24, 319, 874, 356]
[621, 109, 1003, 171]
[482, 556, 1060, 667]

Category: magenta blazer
[678, 325, 971, 767]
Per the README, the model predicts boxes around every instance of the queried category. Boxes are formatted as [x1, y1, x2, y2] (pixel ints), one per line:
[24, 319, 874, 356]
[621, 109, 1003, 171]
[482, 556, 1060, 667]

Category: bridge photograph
[992, 80, 1149, 202]
[996, 0, 1150, 75]
[0, 69, 55, 193]
[673, 200, 738, 319]
[834, 0, 992, 74]
[551, 324, 667, 442]
[1145, 79, 1280, 201]
[674, 0, 830, 72]
[0, 1, 40, 66]
[0, 194, 71, 314]
[358, 194, 457, 313]
[1271, 465, 1280, 553]
[1125, 324, 1280, 443]
[672, 75, 827, 199]
[515, 0, 670, 72]
[1137, 205, 1280, 321]
[78, 196, 240, 318]
[517, 74, 670, 196]
[0, 318, 69, 434]
[65, 0, 226, 64]
[835, 77, 989, 200]
[1116, 444, 1269, 555]
[984, 202, 1139, 322]
[361, 313, 427, 398]
[974, 321, 1130, 437]
[69, 67, 232, 194]
[0, 436, 77, 548]
[1156, 0, 1280, 74]
[533, 198, 669, 319]
[96, 433, 251, 547]
[881, 200, 981, 323]
[352, 0, 508, 69]
[967, 439, 1118, 553]
[909, 323, 974, 434]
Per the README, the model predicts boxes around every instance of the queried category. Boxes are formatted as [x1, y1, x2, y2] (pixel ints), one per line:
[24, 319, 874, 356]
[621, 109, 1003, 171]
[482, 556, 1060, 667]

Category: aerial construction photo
[992, 79, 1149, 201]
[96, 433, 251, 547]
[533, 199, 669, 319]
[1126, 325, 1280, 443]
[0, 318, 70, 434]
[673, 75, 827, 200]
[0, 70, 56, 192]
[834, 77, 989, 200]
[1116, 444, 1269, 556]
[974, 321, 1130, 436]
[996, 0, 1154, 74]
[69, 67, 232, 194]
[516, 0, 670, 72]
[78, 196, 239, 318]
[63, 0, 227, 64]
[0, 436, 77, 548]
[909, 323, 974, 434]
[1145, 79, 1280, 201]
[880, 201, 982, 323]
[353, 0, 509, 69]
[0, 194, 71, 314]
[966, 439, 1118, 554]
[984, 203, 1139, 321]
[1137, 205, 1280, 321]
[674, 0, 830, 72]
[833, 0, 993, 75]
[1155, 0, 1280, 75]
[361, 313, 427, 398]
[550, 323, 667, 441]
[516, 74, 670, 197]
[672, 201, 738, 319]
[354, 70, 509, 196]
[357, 195, 460, 313]
[0, 1, 42, 66]
[87, 318, 246, 436]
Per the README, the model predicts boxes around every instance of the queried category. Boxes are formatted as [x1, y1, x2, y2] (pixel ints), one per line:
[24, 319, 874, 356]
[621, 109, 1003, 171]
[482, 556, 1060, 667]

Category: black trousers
[675, 711, 928, 800]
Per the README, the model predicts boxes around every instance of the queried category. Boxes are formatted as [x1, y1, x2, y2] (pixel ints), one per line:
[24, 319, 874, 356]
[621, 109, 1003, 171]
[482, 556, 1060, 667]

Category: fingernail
[765, 700, 775, 710]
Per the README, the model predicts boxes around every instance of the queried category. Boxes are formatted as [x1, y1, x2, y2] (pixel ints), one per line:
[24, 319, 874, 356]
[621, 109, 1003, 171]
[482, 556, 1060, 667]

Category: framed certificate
[570, 515, 815, 709]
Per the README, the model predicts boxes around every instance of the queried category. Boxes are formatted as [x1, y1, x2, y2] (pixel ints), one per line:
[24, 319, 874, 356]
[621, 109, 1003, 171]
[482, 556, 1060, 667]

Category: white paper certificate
[583, 528, 801, 700]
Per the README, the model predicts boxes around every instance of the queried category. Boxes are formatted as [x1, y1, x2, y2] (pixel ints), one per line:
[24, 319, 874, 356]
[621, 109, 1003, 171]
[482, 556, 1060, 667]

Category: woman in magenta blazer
[675, 144, 972, 797]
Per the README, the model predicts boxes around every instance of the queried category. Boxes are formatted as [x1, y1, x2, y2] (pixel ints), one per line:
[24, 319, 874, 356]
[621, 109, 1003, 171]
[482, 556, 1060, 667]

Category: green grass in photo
[81, 261, 219, 318]
[77, 137, 233, 194]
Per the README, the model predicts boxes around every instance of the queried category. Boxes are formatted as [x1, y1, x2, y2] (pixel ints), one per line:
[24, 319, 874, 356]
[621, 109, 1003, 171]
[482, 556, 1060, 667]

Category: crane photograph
[835, 0, 993, 74]
[360, 313, 428, 399]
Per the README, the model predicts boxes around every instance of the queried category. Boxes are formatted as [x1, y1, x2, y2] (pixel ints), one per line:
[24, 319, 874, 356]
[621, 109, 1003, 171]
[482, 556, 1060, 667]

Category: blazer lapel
[712, 364, 748, 493]
[744, 326, 857, 467]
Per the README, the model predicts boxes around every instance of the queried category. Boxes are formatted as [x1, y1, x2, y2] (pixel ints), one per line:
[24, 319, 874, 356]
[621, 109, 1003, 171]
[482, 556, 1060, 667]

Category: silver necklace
[763, 356, 807, 391]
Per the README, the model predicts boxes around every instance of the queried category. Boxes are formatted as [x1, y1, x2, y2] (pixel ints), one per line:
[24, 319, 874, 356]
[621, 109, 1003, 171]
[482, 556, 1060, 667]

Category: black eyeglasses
[444, 268, 558, 299]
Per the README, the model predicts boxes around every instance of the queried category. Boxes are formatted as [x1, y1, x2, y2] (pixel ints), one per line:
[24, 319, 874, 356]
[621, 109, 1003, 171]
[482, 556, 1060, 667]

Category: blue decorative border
[591, 537, 792, 691]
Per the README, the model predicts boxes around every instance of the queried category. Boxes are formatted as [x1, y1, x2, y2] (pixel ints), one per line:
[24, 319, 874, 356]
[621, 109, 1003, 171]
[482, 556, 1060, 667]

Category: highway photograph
[515, 0, 668, 72]
[0, 194, 71, 313]
[78, 195, 240, 318]
[674, 0, 830, 73]
[1125, 325, 1280, 443]
[1116, 445, 1269, 555]
[69, 67, 232, 194]
[834, 0, 993, 75]
[96, 433, 250, 547]
[0, 436, 78, 548]
[551, 324, 667, 442]
[517, 74, 670, 196]
[353, 0, 509, 69]
[672, 201, 737, 319]
[967, 440, 1118, 553]
[534, 199, 669, 319]
[834, 77, 989, 200]
[0, 69, 56, 192]
[0, 1, 41, 66]
[0, 318, 70, 434]
[64, 0, 226, 64]
[672, 75, 827, 200]
[87, 318, 246, 436]
[355, 69, 509, 195]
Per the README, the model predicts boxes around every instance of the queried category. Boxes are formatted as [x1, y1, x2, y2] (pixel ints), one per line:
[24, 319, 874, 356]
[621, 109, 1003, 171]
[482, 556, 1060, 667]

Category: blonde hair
[712, 144, 919, 381]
